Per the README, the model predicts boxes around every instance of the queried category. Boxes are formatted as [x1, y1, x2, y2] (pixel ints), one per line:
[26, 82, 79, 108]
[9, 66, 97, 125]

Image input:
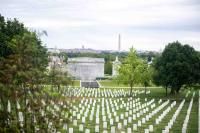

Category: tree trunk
[145, 86, 147, 95]
[58, 85, 60, 92]
[0, 91, 8, 127]
[23, 84, 28, 133]
[130, 83, 133, 97]
[170, 88, 175, 95]
[14, 99, 20, 130]
[165, 87, 168, 96]
[176, 86, 181, 93]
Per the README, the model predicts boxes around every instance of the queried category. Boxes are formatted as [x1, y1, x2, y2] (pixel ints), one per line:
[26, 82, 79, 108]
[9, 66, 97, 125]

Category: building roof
[68, 57, 105, 63]
[113, 56, 121, 64]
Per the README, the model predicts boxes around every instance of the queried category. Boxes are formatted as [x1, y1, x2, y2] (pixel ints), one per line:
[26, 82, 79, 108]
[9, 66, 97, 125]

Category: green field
[98, 80, 156, 88]
[98, 80, 129, 87]
[72, 80, 80, 87]
[66, 87, 199, 133]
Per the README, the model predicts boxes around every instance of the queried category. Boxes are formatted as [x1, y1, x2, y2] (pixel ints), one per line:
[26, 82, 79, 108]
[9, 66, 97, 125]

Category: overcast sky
[0, 0, 200, 51]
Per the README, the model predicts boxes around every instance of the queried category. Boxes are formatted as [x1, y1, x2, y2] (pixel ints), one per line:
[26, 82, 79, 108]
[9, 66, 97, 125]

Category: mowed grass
[67, 87, 199, 132]
[99, 80, 157, 88]
[98, 80, 129, 87]
[72, 80, 80, 87]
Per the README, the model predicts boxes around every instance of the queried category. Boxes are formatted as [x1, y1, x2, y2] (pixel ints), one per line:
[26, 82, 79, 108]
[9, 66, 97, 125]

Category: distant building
[67, 57, 105, 81]
[112, 56, 121, 76]
[112, 34, 121, 76]
[48, 55, 67, 72]
[48, 48, 60, 53]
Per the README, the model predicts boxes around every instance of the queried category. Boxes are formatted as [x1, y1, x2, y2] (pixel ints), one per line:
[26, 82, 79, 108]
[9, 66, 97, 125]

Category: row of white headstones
[162, 91, 196, 133]
[6, 88, 147, 132]
[62, 90, 197, 133]
[64, 87, 150, 98]
[6, 88, 197, 133]
[7, 98, 70, 131]
[64, 97, 184, 133]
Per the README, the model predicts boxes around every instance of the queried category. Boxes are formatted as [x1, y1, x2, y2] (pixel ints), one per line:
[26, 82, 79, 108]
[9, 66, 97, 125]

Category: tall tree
[117, 47, 143, 96]
[153, 41, 200, 94]
[140, 61, 152, 94]
[0, 14, 48, 132]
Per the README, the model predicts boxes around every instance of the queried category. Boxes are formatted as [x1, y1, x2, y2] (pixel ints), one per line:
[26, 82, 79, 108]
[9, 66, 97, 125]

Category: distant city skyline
[0, 0, 200, 51]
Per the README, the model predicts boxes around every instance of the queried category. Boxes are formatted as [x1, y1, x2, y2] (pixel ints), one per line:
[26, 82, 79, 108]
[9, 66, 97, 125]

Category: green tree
[153, 41, 200, 94]
[0, 14, 26, 58]
[105, 61, 112, 75]
[59, 52, 68, 63]
[0, 14, 49, 132]
[48, 62, 72, 91]
[140, 61, 152, 94]
[0, 14, 72, 133]
[117, 47, 143, 96]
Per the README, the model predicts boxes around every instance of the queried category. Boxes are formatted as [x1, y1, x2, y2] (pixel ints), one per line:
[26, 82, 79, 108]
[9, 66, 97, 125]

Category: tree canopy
[140, 61, 152, 94]
[0, 14, 73, 132]
[117, 47, 143, 96]
[153, 41, 200, 94]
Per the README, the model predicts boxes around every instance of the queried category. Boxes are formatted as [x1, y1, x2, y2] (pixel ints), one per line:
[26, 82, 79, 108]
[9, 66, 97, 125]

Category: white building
[67, 57, 105, 81]
[112, 56, 121, 76]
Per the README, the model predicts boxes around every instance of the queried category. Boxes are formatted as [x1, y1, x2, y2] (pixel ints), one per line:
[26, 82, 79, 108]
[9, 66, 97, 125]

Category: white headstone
[85, 129, 90, 133]
[111, 126, 115, 133]
[128, 117, 132, 123]
[95, 125, 99, 132]
[63, 123, 67, 130]
[77, 114, 81, 119]
[138, 120, 142, 127]
[127, 128, 132, 133]
[73, 120, 77, 126]
[69, 128, 73, 133]
[149, 125, 153, 132]
[118, 123, 122, 129]
[145, 129, 149, 133]
[142, 118, 146, 123]
[82, 117, 85, 124]
[123, 119, 127, 126]
[133, 124, 137, 131]
[103, 122, 107, 129]
[133, 114, 136, 120]
[110, 119, 114, 125]
[79, 124, 83, 131]
[103, 130, 108, 133]
[96, 117, 99, 124]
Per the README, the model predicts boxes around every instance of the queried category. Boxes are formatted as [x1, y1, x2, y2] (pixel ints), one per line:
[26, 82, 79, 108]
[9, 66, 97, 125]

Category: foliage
[65, 50, 159, 75]
[140, 61, 153, 94]
[153, 41, 200, 94]
[0, 14, 71, 132]
[117, 47, 143, 96]
[48, 62, 72, 90]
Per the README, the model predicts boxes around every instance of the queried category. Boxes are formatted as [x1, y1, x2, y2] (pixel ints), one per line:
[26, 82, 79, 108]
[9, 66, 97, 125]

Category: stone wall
[67, 57, 104, 81]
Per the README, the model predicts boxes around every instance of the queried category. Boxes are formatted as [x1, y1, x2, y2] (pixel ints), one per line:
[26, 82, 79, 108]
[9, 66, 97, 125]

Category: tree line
[55, 50, 158, 75]
[0, 14, 72, 132]
[117, 41, 200, 96]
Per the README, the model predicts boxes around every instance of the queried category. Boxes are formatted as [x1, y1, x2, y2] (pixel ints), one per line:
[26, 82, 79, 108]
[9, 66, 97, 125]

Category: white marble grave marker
[95, 125, 99, 132]
[111, 126, 115, 133]
[118, 123, 122, 129]
[127, 128, 132, 133]
[69, 128, 73, 133]
[133, 124, 137, 130]
[79, 124, 83, 131]
[85, 129, 90, 133]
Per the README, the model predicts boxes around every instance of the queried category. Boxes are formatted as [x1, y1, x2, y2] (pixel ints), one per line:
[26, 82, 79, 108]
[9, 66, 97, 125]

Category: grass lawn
[67, 87, 199, 132]
[98, 80, 156, 88]
[98, 80, 129, 87]
[72, 80, 80, 87]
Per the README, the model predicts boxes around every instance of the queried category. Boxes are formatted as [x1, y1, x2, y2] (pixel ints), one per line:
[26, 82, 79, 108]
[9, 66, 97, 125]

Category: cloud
[0, 0, 199, 51]
[25, 19, 99, 29]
